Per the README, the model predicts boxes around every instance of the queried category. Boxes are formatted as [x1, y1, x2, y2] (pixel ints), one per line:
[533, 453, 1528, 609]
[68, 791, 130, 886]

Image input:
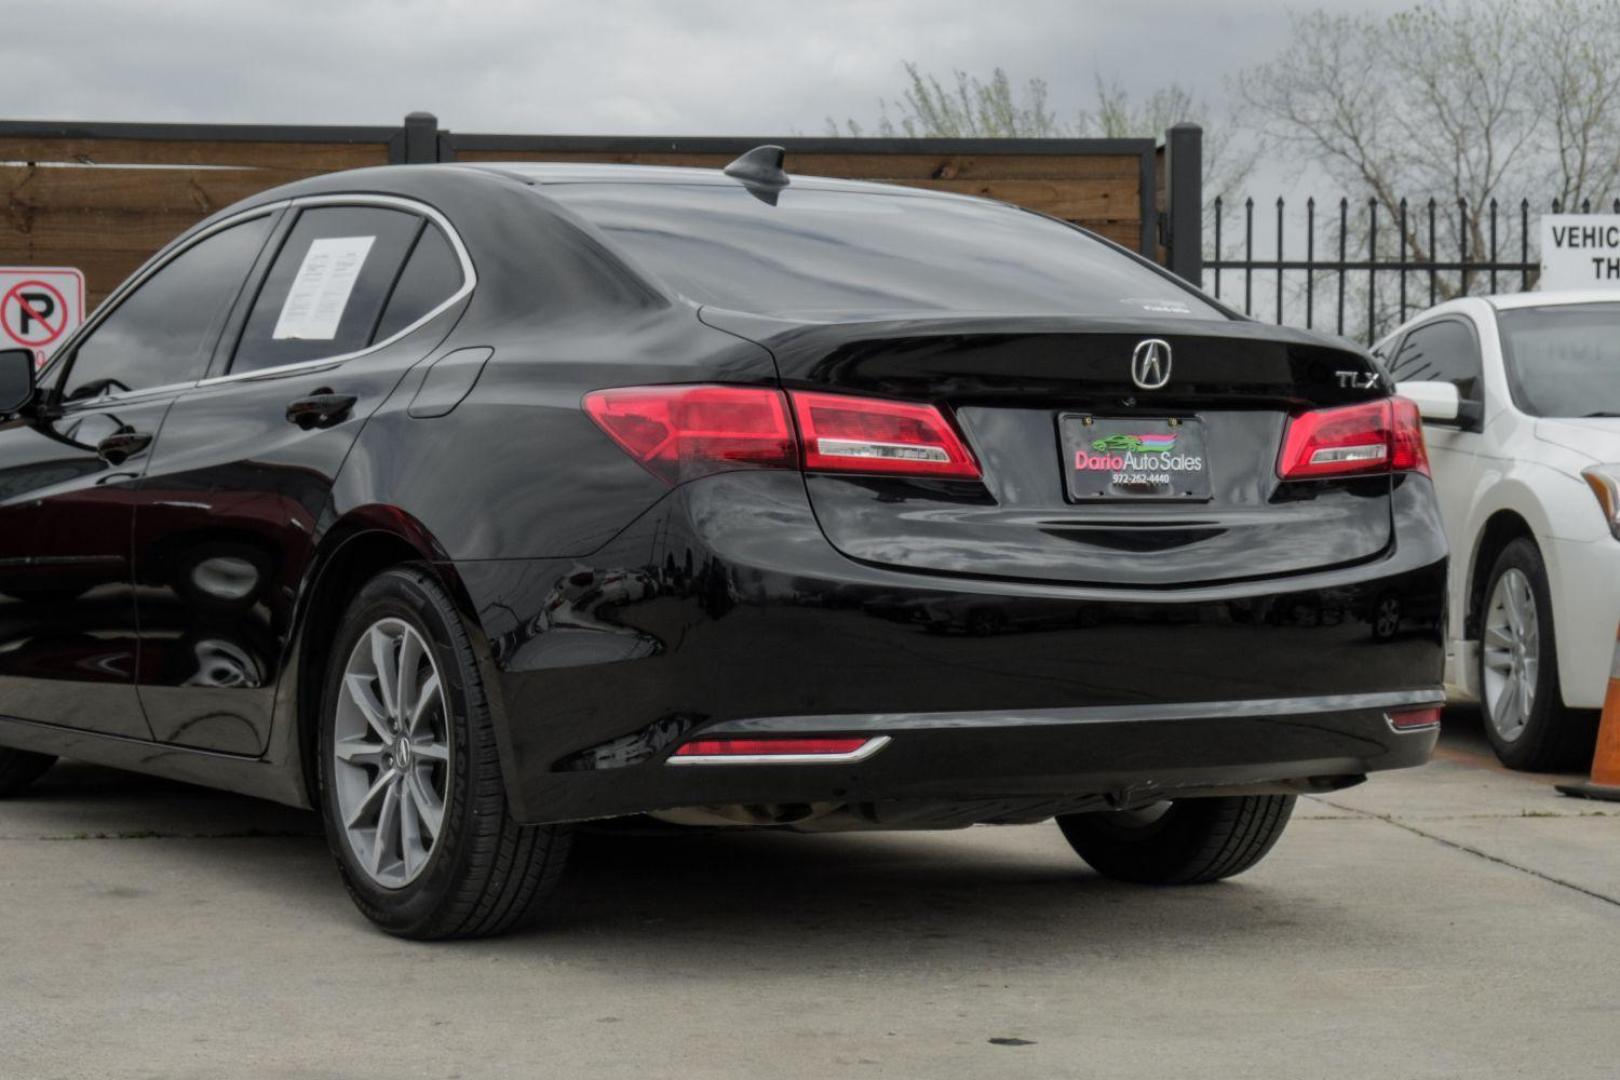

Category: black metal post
[1337, 198, 1348, 336]
[403, 111, 438, 164]
[1399, 198, 1408, 323]
[1428, 199, 1437, 307]
[1213, 196, 1223, 300]
[1367, 198, 1378, 344]
[1489, 198, 1499, 294]
[1305, 198, 1315, 329]
[1244, 197, 1254, 316]
[1521, 199, 1530, 291]
[1162, 124, 1203, 287]
[1275, 197, 1284, 325]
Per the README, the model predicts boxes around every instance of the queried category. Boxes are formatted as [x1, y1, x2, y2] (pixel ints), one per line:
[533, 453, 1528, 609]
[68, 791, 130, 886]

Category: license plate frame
[1059, 414, 1212, 502]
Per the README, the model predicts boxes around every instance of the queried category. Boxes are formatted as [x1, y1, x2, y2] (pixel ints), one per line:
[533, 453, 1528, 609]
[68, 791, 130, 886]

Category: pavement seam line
[1310, 795, 1620, 910]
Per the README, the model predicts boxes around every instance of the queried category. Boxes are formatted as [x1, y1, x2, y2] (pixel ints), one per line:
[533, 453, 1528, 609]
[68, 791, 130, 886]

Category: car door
[0, 210, 277, 738]
[131, 197, 471, 754]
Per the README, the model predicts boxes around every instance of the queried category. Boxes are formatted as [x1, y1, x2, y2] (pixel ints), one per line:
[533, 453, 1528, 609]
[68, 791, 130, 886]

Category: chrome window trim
[51, 192, 476, 412]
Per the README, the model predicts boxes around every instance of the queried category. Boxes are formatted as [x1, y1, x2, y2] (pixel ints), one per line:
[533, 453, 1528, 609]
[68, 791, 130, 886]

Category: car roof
[1483, 289, 1620, 310]
[453, 161, 987, 204]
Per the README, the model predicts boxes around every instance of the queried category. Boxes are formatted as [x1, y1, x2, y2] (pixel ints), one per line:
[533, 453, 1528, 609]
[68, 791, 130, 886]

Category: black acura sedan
[0, 149, 1446, 938]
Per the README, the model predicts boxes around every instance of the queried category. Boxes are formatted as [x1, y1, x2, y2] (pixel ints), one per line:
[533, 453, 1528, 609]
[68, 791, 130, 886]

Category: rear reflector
[1387, 707, 1442, 731]
[668, 735, 891, 764]
[582, 385, 795, 486]
[790, 391, 981, 479]
[1277, 397, 1430, 480]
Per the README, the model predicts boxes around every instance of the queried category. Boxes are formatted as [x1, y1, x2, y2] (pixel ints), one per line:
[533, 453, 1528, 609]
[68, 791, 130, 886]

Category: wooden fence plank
[0, 137, 388, 171]
[0, 165, 315, 215]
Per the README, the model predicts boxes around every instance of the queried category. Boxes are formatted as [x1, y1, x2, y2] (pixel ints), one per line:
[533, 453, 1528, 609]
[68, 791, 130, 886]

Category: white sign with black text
[1540, 214, 1620, 291]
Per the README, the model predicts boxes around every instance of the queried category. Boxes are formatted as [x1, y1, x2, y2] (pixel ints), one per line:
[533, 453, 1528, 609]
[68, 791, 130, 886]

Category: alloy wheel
[331, 618, 452, 888]
[1482, 568, 1540, 744]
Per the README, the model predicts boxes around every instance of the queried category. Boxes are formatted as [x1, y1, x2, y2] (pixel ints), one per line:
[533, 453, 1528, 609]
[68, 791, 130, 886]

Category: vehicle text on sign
[0, 267, 86, 367]
[1540, 215, 1620, 291]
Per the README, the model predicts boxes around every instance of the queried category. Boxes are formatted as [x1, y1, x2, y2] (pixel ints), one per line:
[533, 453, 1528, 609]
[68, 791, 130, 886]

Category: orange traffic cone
[1556, 627, 1620, 802]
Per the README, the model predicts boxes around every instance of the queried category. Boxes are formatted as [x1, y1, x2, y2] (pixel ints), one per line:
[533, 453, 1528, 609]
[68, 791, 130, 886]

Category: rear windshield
[1497, 303, 1620, 417]
[543, 182, 1223, 320]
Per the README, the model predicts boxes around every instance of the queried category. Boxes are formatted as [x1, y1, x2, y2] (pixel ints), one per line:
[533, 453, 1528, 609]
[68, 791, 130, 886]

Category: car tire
[1056, 795, 1295, 885]
[318, 566, 571, 940]
[0, 748, 55, 797]
[1478, 538, 1595, 771]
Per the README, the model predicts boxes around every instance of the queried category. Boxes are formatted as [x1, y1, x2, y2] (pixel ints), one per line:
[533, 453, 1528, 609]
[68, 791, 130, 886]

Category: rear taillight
[583, 384, 981, 485]
[582, 385, 795, 486]
[790, 391, 981, 479]
[1277, 397, 1430, 480]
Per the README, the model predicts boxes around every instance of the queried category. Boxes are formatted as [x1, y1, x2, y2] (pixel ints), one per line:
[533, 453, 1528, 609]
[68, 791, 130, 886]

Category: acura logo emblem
[1131, 339, 1172, 390]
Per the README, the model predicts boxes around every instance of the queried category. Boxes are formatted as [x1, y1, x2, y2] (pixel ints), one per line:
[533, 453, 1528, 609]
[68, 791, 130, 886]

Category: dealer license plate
[1059, 415, 1211, 501]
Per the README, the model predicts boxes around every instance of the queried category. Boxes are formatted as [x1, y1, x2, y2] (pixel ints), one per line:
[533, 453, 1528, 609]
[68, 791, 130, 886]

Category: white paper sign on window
[272, 236, 376, 340]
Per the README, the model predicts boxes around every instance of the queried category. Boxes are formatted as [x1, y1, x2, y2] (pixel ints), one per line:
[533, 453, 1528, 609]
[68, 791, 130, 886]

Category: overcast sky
[6, 0, 1416, 138]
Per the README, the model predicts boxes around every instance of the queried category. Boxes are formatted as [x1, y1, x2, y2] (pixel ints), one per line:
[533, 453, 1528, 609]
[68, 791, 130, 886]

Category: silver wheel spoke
[344, 673, 393, 743]
[413, 739, 450, 763]
[399, 782, 425, 878]
[371, 781, 401, 876]
[334, 735, 386, 768]
[370, 627, 399, 720]
[406, 769, 444, 839]
[396, 630, 423, 726]
[345, 769, 395, 830]
[408, 672, 440, 737]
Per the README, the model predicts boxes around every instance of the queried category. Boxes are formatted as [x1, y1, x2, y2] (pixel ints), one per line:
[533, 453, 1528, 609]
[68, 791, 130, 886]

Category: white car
[1376, 291, 1620, 770]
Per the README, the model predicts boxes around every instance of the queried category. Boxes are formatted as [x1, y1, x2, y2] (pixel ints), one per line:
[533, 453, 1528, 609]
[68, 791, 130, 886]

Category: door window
[373, 225, 464, 342]
[1391, 319, 1484, 404]
[232, 206, 424, 374]
[61, 215, 274, 402]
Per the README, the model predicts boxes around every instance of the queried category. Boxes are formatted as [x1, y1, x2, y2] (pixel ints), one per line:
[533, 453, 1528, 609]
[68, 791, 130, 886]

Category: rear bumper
[449, 471, 1448, 824]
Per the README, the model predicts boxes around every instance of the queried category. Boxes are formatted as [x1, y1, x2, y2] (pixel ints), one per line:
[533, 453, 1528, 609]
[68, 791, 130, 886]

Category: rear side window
[544, 182, 1223, 320]
[232, 206, 424, 373]
[1391, 319, 1483, 404]
[373, 224, 463, 342]
[63, 215, 273, 400]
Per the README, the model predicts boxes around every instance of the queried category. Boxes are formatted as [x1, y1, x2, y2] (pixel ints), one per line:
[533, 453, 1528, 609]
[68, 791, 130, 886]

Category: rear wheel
[318, 567, 570, 940]
[1056, 795, 1295, 885]
[0, 748, 55, 797]
[1478, 539, 1593, 771]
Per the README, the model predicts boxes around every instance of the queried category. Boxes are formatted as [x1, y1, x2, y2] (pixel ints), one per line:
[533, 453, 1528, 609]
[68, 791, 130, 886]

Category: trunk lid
[702, 311, 1396, 588]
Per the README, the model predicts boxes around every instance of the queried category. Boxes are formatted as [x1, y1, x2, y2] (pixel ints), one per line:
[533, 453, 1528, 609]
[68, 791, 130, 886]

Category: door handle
[96, 429, 152, 465]
[286, 390, 357, 430]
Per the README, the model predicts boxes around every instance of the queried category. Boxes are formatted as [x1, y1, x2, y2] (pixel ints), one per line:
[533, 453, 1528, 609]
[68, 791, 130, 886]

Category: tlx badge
[1336, 370, 1381, 390]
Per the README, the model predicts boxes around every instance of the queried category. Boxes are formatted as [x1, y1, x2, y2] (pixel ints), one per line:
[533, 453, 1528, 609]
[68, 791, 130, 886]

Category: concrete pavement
[2, 707, 1616, 1080]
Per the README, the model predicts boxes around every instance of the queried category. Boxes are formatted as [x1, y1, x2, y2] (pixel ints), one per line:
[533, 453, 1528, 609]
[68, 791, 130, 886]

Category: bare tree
[1237, 0, 1620, 299]
[830, 64, 1254, 211]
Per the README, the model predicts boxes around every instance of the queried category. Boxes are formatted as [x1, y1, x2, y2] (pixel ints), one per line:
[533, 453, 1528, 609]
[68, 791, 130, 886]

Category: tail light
[582, 386, 795, 486]
[1277, 397, 1430, 480]
[583, 384, 980, 485]
[790, 391, 980, 479]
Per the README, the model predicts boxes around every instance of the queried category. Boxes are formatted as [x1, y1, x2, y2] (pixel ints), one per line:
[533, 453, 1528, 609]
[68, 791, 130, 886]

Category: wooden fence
[0, 112, 1202, 310]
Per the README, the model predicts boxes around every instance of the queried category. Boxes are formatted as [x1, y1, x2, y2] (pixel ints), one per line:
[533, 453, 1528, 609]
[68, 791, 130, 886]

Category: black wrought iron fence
[1204, 195, 1620, 344]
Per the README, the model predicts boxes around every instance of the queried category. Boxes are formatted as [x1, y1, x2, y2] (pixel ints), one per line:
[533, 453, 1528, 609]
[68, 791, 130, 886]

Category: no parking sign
[0, 267, 84, 368]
